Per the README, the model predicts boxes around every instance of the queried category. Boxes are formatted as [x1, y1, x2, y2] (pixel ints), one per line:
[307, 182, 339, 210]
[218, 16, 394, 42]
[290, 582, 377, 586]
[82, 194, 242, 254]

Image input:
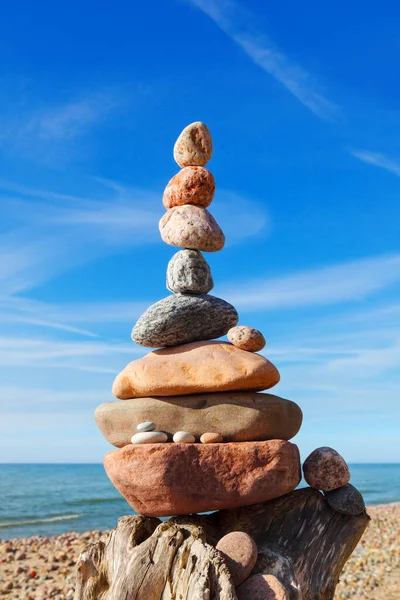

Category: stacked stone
[96, 122, 303, 517]
[94, 122, 365, 597]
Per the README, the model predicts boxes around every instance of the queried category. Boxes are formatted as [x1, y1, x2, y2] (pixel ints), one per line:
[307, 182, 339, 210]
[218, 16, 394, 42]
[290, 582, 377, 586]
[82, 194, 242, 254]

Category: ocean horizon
[1, 463, 399, 540]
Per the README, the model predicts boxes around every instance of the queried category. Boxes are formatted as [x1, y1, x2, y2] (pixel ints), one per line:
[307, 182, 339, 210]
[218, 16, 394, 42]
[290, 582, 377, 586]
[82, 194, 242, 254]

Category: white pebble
[136, 421, 156, 432]
[131, 431, 168, 444]
[173, 431, 195, 443]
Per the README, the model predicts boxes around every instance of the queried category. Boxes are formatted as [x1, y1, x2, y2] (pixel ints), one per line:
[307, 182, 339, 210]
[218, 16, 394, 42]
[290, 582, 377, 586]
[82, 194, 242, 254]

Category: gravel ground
[0, 504, 398, 599]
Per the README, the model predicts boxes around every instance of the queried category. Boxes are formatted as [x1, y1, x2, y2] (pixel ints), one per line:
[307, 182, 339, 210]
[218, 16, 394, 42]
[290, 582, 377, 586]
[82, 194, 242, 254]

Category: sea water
[0, 463, 399, 540]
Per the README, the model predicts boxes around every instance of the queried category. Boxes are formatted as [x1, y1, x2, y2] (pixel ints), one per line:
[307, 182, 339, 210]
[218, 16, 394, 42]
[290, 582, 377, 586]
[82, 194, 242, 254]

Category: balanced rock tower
[76, 123, 370, 600]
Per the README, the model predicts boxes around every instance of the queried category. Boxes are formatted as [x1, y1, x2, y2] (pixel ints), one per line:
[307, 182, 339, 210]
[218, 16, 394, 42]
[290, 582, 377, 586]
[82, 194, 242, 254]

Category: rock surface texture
[236, 574, 290, 600]
[303, 446, 350, 491]
[228, 325, 266, 352]
[131, 295, 238, 348]
[324, 484, 366, 515]
[96, 392, 302, 447]
[166, 249, 213, 294]
[163, 166, 215, 209]
[104, 440, 301, 516]
[173, 121, 213, 167]
[159, 205, 225, 252]
[113, 341, 280, 399]
[216, 531, 258, 586]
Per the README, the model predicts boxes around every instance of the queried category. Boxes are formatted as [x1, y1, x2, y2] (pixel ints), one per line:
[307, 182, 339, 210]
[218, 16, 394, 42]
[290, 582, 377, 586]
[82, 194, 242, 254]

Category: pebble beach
[0, 503, 398, 600]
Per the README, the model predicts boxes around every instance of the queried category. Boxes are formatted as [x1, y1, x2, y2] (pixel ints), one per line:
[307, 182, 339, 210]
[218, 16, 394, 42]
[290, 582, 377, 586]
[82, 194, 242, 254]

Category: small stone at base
[200, 432, 223, 443]
[324, 484, 366, 515]
[131, 431, 168, 444]
[216, 531, 257, 586]
[173, 431, 195, 443]
[303, 446, 350, 491]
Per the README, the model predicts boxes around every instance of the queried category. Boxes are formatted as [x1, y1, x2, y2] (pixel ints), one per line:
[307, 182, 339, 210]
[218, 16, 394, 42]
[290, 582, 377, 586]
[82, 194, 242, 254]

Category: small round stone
[163, 166, 215, 209]
[200, 432, 224, 444]
[136, 421, 156, 432]
[173, 431, 195, 443]
[236, 574, 289, 600]
[167, 249, 213, 294]
[216, 531, 258, 586]
[227, 326, 266, 352]
[324, 484, 366, 515]
[303, 447, 350, 492]
[173, 122, 213, 168]
[131, 431, 168, 444]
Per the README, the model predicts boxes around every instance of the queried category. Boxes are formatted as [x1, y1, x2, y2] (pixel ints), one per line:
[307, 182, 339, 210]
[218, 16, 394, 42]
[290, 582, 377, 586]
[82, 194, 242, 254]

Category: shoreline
[1, 504, 399, 599]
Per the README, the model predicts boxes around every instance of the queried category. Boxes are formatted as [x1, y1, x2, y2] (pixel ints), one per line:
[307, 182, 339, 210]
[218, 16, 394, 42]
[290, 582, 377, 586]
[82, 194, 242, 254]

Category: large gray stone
[166, 249, 213, 294]
[131, 294, 238, 347]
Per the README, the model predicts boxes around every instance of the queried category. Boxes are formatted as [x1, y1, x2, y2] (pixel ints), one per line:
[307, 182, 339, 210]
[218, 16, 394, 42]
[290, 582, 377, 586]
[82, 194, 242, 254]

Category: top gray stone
[167, 249, 213, 294]
[131, 293, 238, 347]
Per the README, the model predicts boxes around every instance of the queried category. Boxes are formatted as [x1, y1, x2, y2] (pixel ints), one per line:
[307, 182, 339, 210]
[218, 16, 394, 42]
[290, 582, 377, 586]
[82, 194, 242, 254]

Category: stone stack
[94, 122, 365, 597]
[96, 121, 304, 517]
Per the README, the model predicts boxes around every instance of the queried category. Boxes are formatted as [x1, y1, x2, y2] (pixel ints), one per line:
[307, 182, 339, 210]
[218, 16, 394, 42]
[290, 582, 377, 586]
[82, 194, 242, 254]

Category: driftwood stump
[75, 488, 369, 600]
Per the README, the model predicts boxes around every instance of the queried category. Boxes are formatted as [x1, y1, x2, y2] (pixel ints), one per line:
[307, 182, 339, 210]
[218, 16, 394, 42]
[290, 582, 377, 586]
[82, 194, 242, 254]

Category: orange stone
[104, 440, 301, 517]
[163, 166, 215, 209]
[112, 341, 280, 399]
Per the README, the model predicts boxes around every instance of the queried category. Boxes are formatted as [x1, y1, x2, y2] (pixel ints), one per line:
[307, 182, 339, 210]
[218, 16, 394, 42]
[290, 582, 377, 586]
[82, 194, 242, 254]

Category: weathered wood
[74, 516, 236, 600]
[75, 487, 369, 600]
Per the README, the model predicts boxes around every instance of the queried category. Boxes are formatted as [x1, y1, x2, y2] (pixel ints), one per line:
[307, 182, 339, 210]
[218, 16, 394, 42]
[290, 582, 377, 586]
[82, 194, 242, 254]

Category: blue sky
[1, 0, 399, 463]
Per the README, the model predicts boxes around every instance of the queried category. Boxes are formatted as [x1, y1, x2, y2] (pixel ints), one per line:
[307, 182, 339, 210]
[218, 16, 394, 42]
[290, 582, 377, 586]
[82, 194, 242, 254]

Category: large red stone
[104, 440, 301, 517]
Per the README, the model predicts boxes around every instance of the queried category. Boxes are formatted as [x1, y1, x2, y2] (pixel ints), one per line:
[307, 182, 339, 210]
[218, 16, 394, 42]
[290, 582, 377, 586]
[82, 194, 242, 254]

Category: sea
[0, 463, 399, 540]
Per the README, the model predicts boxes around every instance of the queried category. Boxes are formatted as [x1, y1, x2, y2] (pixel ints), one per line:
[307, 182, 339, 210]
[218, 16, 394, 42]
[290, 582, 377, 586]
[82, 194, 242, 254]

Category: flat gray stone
[324, 484, 366, 515]
[131, 294, 238, 347]
[167, 249, 213, 294]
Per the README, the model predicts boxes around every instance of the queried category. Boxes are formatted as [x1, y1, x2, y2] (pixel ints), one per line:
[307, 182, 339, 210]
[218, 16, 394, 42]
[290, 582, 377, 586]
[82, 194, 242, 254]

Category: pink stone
[216, 532, 258, 586]
[163, 166, 215, 209]
[236, 574, 290, 600]
[159, 205, 225, 252]
[303, 447, 350, 492]
[227, 326, 266, 352]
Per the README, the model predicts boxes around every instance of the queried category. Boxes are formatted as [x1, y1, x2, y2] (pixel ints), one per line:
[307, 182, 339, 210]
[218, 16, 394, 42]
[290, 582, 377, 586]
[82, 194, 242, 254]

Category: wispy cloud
[0, 180, 161, 296]
[218, 253, 400, 310]
[0, 91, 122, 164]
[350, 150, 400, 177]
[186, 0, 338, 120]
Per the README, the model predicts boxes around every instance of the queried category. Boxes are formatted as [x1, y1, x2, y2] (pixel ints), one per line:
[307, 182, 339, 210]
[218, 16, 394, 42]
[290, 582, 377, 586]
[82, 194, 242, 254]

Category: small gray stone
[167, 249, 213, 294]
[136, 421, 156, 432]
[131, 294, 239, 348]
[324, 484, 366, 515]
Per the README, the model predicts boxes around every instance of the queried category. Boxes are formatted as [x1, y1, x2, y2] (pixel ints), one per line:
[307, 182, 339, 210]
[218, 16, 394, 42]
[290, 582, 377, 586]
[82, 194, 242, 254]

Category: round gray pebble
[324, 484, 366, 515]
[167, 249, 213, 294]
